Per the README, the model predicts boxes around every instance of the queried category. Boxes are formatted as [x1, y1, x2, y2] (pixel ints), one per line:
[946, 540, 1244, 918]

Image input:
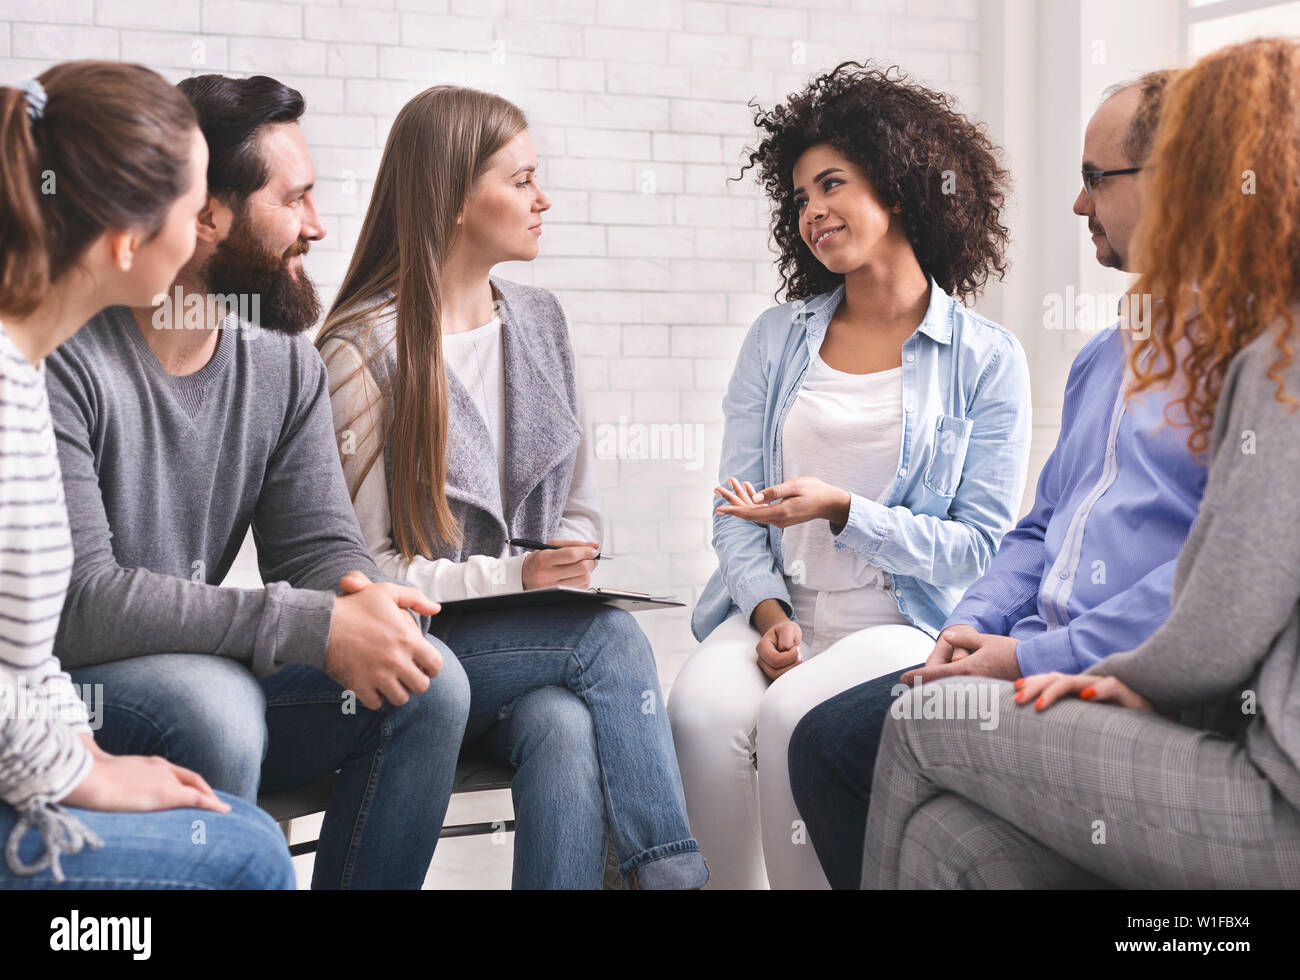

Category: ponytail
[0, 61, 198, 317]
[0, 85, 49, 316]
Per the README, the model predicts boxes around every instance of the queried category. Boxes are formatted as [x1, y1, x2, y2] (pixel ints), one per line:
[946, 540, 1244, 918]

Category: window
[1183, 0, 1300, 56]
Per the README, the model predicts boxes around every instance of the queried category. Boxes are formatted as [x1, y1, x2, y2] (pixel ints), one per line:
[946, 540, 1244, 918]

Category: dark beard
[201, 216, 322, 336]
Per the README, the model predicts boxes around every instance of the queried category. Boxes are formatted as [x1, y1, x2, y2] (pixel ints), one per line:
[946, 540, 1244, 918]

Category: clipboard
[434, 586, 685, 615]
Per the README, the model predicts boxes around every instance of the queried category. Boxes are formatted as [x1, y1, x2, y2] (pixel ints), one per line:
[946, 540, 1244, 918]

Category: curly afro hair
[739, 61, 1011, 304]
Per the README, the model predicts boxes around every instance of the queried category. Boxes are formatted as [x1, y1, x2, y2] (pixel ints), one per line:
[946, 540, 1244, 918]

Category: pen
[509, 537, 613, 560]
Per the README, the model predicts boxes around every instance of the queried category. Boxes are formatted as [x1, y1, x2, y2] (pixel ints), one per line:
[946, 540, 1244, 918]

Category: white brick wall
[2, 0, 984, 667]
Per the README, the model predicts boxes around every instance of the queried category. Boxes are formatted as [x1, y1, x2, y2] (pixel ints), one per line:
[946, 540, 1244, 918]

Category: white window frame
[1181, 0, 1297, 55]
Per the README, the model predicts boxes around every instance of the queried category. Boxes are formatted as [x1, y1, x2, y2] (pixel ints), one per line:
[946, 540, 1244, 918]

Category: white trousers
[668, 587, 933, 889]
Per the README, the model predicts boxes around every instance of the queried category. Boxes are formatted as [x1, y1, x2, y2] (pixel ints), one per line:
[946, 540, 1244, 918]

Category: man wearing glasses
[784, 70, 1211, 889]
[1076, 75, 1163, 272]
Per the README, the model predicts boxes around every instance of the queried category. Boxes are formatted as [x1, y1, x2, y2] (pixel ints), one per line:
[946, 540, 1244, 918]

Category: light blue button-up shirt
[946, 325, 1208, 674]
[691, 274, 1033, 641]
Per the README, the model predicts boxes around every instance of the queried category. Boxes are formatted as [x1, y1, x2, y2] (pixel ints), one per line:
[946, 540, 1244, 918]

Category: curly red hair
[1126, 37, 1300, 453]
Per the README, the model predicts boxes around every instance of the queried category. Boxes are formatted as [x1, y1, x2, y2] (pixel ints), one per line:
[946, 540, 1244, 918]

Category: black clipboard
[434, 586, 685, 615]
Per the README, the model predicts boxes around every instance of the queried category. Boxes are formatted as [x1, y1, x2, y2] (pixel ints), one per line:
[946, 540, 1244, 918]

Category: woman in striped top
[0, 61, 293, 888]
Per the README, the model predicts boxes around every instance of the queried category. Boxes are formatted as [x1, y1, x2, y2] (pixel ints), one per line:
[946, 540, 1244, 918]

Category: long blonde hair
[318, 86, 527, 559]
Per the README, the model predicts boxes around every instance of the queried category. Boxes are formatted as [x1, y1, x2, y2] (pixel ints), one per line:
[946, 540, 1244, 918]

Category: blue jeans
[786, 666, 918, 889]
[67, 639, 471, 889]
[0, 793, 294, 889]
[432, 603, 707, 889]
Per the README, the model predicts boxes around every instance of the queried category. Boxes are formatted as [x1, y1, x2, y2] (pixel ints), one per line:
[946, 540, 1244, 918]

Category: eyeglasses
[1081, 167, 1141, 198]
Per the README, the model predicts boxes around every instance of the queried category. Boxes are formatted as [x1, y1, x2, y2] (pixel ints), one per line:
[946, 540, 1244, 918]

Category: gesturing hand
[901, 625, 1021, 684]
[756, 619, 803, 681]
[714, 476, 851, 529]
[1013, 671, 1154, 713]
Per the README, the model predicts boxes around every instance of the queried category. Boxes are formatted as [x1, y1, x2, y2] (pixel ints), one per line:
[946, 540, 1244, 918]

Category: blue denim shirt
[946, 325, 1208, 675]
[691, 274, 1033, 642]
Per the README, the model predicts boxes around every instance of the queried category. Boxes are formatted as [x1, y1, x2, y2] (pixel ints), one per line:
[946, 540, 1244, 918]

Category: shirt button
[894, 589, 902, 597]
[905, 354, 916, 363]
[1058, 570, 1068, 580]
[898, 467, 908, 477]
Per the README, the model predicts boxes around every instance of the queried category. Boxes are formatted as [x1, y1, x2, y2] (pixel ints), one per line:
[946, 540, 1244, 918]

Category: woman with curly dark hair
[668, 62, 1032, 888]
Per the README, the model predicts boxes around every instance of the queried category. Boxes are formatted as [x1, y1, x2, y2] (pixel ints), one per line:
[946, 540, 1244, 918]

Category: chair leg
[270, 812, 625, 887]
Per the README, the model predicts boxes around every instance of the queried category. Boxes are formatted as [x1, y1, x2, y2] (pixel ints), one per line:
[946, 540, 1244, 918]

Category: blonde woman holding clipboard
[318, 86, 705, 890]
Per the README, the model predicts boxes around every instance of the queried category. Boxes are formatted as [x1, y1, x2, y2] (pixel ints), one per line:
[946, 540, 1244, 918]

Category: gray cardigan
[1086, 313, 1300, 811]
[326, 277, 582, 564]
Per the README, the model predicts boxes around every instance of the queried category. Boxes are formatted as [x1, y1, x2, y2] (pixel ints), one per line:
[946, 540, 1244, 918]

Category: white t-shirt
[780, 354, 906, 608]
[441, 316, 508, 492]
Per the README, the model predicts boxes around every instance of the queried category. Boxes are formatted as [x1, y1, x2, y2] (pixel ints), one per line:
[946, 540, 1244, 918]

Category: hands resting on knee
[896, 624, 1154, 715]
[326, 570, 443, 711]
[62, 732, 230, 814]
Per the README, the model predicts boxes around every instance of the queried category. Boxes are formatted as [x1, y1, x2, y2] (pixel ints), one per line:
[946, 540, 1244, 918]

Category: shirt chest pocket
[922, 414, 973, 498]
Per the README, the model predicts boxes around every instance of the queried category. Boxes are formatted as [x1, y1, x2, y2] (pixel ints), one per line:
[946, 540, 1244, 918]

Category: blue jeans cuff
[623, 839, 709, 889]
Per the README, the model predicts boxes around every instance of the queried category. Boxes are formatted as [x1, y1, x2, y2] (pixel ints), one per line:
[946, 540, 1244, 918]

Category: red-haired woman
[865, 38, 1300, 889]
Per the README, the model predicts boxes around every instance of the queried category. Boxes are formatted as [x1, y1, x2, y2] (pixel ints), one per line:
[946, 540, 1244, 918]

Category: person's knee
[756, 672, 821, 751]
[890, 676, 1011, 753]
[146, 658, 268, 781]
[392, 640, 471, 737]
[582, 607, 656, 670]
[896, 795, 991, 889]
[213, 795, 298, 889]
[667, 659, 753, 751]
[428, 639, 471, 715]
[510, 687, 599, 781]
[78, 656, 267, 766]
[587, 605, 643, 641]
[786, 700, 852, 808]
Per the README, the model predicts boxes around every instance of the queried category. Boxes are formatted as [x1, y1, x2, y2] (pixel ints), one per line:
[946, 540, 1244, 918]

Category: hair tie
[21, 79, 46, 124]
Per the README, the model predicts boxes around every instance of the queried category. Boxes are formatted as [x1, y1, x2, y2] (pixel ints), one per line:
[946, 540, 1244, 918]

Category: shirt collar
[802, 273, 955, 344]
[916, 273, 956, 343]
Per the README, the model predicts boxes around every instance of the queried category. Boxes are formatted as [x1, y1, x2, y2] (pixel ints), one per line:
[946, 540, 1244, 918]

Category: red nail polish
[1080, 687, 1096, 700]
[1013, 678, 1025, 689]
[1034, 697, 1045, 710]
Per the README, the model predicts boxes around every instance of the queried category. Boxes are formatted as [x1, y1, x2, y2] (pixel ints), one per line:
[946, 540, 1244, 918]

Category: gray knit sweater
[1086, 314, 1300, 810]
[45, 306, 385, 676]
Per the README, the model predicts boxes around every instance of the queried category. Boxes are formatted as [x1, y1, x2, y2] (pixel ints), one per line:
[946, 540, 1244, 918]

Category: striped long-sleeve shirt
[0, 317, 96, 878]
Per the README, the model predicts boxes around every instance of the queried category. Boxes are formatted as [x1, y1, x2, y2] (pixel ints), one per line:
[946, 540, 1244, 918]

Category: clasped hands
[748, 607, 1153, 710]
[65, 570, 448, 816]
[903, 624, 1153, 712]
